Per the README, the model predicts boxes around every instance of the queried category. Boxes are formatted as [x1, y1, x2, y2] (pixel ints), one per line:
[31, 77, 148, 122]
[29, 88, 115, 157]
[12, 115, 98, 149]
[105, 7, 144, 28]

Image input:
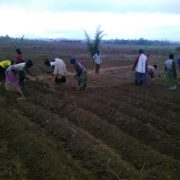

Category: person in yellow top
[0, 60, 14, 83]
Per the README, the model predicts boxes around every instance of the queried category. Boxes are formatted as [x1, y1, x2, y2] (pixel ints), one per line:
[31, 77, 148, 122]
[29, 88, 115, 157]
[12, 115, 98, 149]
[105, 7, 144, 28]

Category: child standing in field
[132, 49, 148, 86]
[165, 53, 177, 89]
[93, 50, 102, 74]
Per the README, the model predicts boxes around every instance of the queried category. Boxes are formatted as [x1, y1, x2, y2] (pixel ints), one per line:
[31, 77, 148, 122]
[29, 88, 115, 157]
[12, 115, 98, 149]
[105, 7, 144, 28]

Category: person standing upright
[132, 49, 147, 86]
[165, 53, 177, 89]
[93, 50, 102, 74]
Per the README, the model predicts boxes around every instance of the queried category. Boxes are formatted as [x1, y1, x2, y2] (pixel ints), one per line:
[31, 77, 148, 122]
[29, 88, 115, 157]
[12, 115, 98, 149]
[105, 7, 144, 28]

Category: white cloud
[0, 3, 180, 40]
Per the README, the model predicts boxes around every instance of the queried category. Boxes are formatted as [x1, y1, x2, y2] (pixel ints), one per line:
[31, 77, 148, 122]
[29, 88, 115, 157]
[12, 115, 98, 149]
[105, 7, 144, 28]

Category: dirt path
[100, 65, 132, 72]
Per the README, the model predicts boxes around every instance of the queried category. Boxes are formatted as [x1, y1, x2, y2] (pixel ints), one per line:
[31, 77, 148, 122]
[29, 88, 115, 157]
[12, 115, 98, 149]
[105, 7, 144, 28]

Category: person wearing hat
[0, 60, 14, 83]
[70, 57, 87, 90]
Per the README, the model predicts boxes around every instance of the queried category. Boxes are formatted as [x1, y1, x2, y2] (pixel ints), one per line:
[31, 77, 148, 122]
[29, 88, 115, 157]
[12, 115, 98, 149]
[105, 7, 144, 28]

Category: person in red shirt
[15, 48, 25, 64]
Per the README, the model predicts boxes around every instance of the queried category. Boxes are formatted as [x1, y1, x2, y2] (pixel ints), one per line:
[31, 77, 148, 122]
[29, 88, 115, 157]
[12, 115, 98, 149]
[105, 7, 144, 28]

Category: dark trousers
[18, 71, 25, 86]
[135, 72, 145, 86]
[55, 76, 66, 83]
[0, 66, 5, 82]
[95, 64, 100, 74]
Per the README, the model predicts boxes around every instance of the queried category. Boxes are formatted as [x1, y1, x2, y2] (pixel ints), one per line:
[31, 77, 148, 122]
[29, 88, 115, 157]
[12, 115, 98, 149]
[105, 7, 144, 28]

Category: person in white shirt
[93, 50, 102, 74]
[132, 49, 147, 86]
[165, 53, 177, 89]
[44, 58, 67, 83]
[8, 60, 34, 87]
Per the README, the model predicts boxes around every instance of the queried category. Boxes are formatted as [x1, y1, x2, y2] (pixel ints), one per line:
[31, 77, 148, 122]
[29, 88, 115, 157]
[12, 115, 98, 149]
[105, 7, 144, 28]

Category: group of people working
[44, 50, 102, 90]
[0, 47, 178, 100]
[44, 56, 88, 90]
[132, 49, 178, 90]
[0, 48, 103, 100]
[0, 48, 34, 99]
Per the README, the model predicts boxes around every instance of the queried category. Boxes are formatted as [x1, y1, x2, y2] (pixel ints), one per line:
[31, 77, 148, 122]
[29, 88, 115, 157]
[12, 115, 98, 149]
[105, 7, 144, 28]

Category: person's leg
[78, 72, 87, 90]
[135, 73, 144, 86]
[0, 67, 5, 83]
[15, 87, 26, 100]
[95, 64, 98, 74]
[165, 70, 175, 88]
[82, 72, 87, 90]
[139, 80, 143, 86]
[5, 70, 26, 99]
[98, 64, 100, 74]
[141, 73, 146, 86]
[18, 71, 25, 87]
[135, 80, 138, 85]
[135, 72, 139, 86]
[95, 64, 100, 74]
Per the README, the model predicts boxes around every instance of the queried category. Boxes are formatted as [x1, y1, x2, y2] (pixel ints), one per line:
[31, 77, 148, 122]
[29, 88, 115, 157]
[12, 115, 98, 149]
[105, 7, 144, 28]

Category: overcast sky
[0, 0, 180, 40]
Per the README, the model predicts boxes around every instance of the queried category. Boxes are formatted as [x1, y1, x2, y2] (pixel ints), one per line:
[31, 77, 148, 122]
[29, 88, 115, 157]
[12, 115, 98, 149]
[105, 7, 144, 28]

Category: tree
[84, 26, 105, 58]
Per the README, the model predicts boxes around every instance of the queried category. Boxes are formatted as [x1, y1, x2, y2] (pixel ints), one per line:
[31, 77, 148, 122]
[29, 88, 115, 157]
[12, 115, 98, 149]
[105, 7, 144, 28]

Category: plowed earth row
[0, 42, 180, 179]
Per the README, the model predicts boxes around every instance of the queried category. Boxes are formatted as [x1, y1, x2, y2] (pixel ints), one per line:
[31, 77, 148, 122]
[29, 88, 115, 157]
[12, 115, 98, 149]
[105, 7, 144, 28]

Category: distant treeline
[102, 38, 179, 46]
[1, 35, 180, 47]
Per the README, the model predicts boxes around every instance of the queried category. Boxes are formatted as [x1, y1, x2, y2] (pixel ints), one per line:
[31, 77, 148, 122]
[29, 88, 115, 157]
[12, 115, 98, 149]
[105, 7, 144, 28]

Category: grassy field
[0, 40, 180, 179]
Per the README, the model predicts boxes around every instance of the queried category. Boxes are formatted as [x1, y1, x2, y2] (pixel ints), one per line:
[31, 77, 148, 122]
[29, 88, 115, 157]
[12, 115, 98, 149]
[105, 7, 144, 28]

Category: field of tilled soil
[0, 42, 180, 179]
[1, 68, 180, 180]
